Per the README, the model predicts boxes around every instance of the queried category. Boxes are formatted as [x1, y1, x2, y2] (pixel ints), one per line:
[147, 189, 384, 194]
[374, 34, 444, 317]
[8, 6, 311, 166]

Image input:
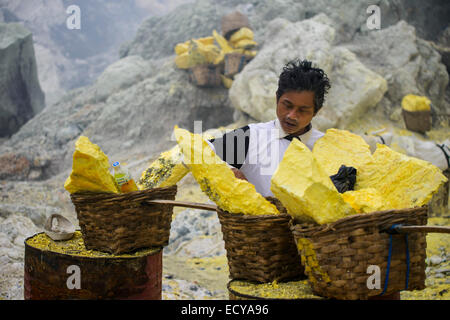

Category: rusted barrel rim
[24, 232, 162, 261]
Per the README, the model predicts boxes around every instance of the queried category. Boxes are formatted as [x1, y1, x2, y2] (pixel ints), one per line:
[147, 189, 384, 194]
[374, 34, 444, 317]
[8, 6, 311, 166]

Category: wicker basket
[217, 197, 305, 283]
[290, 206, 428, 300]
[224, 52, 248, 78]
[402, 109, 431, 133]
[188, 64, 222, 87]
[221, 11, 250, 40]
[70, 185, 177, 255]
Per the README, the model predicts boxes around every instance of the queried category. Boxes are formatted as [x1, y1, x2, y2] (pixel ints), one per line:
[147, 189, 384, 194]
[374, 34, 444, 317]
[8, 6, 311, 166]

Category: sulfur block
[356, 144, 448, 209]
[229, 27, 254, 44]
[64, 136, 119, 194]
[174, 126, 279, 215]
[401, 94, 431, 112]
[138, 145, 189, 190]
[312, 128, 373, 176]
[271, 139, 356, 224]
[342, 188, 386, 213]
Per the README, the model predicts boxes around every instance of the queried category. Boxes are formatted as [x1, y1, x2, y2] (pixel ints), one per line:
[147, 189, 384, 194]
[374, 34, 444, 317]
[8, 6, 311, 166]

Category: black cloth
[330, 165, 357, 193]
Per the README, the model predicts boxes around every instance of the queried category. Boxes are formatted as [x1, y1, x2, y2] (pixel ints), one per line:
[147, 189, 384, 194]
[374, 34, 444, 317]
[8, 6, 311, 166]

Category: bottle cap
[112, 161, 120, 167]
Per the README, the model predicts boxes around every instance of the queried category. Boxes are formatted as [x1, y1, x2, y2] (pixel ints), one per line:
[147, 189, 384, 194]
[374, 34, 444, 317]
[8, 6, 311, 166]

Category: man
[207, 58, 330, 197]
[207, 58, 401, 300]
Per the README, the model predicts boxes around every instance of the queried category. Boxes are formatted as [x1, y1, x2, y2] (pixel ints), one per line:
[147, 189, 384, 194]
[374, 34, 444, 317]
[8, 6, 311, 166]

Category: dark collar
[283, 123, 312, 141]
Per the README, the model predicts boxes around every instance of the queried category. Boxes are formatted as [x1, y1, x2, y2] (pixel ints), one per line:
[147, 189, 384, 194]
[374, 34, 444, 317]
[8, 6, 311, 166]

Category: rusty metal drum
[24, 231, 162, 300]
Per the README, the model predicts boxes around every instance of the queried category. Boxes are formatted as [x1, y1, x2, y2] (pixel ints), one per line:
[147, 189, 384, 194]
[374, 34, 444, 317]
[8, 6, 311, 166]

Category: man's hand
[231, 168, 248, 181]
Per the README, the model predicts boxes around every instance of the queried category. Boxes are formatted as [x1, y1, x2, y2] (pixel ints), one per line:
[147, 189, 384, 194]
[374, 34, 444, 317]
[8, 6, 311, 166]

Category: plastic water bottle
[112, 161, 138, 193]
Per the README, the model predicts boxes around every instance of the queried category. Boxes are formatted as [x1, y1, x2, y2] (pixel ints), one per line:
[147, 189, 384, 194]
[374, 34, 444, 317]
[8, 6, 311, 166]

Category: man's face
[276, 90, 316, 135]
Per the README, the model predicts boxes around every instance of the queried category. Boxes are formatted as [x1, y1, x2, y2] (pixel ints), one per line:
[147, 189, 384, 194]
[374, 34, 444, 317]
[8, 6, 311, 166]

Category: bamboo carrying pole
[147, 200, 450, 234]
[146, 199, 217, 211]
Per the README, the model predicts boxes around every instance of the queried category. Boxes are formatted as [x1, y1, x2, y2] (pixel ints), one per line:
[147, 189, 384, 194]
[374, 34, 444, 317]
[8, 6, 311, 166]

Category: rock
[229, 14, 387, 131]
[429, 255, 444, 266]
[122, 0, 450, 61]
[0, 152, 51, 181]
[164, 208, 225, 258]
[0, 22, 45, 137]
[85, 55, 151, 103]
[345, 21, 449, 118]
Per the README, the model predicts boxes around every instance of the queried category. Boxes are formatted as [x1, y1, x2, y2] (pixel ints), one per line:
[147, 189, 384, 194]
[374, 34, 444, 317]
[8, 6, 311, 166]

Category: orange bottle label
[120, 179, 138, 193]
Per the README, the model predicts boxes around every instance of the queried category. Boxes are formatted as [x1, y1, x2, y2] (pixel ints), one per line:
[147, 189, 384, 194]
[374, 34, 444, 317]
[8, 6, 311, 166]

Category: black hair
[276, 59, 331, 113]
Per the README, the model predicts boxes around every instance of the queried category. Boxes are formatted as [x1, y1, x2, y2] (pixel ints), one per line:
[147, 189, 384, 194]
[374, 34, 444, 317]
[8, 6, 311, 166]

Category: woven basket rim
[70, 185, 177, 202]
[216, 207, 291, 221]
[290, 205, 428, 237]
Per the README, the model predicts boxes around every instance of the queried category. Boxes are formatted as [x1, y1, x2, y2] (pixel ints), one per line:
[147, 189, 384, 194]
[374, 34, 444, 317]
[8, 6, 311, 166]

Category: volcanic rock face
[229, 15, 388, 130]
[0, 22, 45, 137]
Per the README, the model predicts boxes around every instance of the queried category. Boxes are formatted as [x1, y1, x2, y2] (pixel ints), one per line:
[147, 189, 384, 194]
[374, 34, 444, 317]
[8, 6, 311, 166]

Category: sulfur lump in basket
[64, 136, 120, 194]
[174, 126, 279, 215]
[312, 128, 373, 176]
[272, 128, 447, 224]
[356, 144, 447, 209]
[341, 188, 386, 213]
[138, 145, 190, 189]
[271, 138, 356, 224]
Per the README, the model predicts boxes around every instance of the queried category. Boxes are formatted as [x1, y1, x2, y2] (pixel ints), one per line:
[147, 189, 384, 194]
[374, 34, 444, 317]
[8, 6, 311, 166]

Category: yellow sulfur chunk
[401, 94, 431, 112]
[356, 144, 448, 209]
[196, 36, 215, 46]
[174, 40, 192, 55]
[271, 139, 356, 224]
[212, 29, 234, 54]
[313, 128, 373, 176]
[174, 126, 279, 215]
[342, 188, 386, 213]
[232, 39, 258, 50]
[138, 145, 189, 190]
[220, 75, 233, 88]
[229, 27, 254, 44]
[64, 136, 119, 194]
[192, 40, 221, 64]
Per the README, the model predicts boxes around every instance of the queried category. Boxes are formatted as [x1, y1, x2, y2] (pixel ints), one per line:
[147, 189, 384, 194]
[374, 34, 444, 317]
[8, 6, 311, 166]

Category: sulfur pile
[271, 128, 448, 225]
[401, 94, 431, 112]
[174, 26, 258, 88]
[64, 136, 119, 194]
[26, 231, 159, 258]
[229, 279, 324, 300]
[174, 126, 279, 216]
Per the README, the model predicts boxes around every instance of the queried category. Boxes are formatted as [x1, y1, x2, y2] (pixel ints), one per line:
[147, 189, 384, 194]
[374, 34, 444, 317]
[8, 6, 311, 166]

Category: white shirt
[207, 119, 324, 197]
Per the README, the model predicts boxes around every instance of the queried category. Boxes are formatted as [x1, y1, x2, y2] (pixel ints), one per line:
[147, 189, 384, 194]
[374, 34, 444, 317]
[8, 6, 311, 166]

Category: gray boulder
[229, 15, 388, 131]
[0, 22, 45, 137]
[344, 20, 449, 118]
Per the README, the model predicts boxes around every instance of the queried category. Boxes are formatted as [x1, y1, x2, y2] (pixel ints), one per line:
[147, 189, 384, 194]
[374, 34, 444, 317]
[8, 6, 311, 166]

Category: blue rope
[379, 224, 411, 296]
[380, 232, 393, 296]
[405, 233, 410, 290]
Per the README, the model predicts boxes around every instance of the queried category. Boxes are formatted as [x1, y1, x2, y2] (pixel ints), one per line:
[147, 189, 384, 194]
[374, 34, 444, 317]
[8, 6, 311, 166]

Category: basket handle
[145, 199, 217, 211]
[391, 225, 450, 234]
